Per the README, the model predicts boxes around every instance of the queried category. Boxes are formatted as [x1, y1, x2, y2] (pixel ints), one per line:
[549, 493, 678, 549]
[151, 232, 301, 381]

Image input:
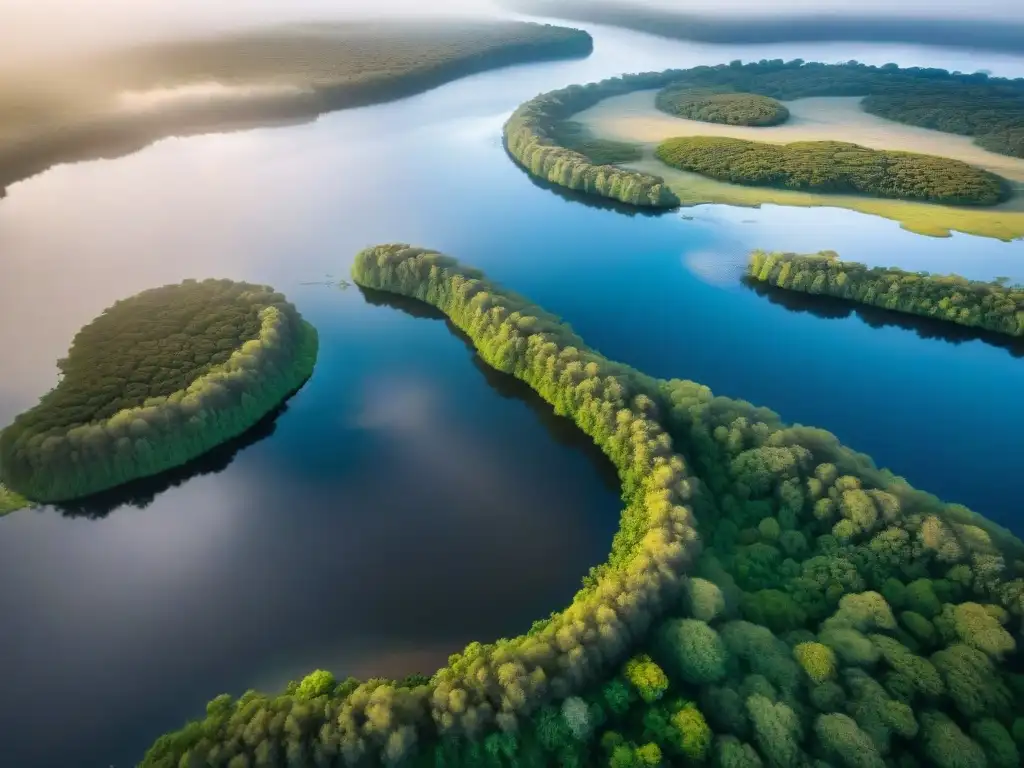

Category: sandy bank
[576, 91, 1024, 184]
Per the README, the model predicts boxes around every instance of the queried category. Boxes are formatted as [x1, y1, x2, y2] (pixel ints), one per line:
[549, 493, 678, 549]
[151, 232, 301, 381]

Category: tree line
[747, 251, 1024, 337]
[643, 59, 1024, 159]
[140, 246, 1024, 768]
[503, 73, 684, 208]
[0, 279, 318, 502]
[654, 136, 1008, 206]
[655, 89, 790, 126]
[1, 22, 595, 195]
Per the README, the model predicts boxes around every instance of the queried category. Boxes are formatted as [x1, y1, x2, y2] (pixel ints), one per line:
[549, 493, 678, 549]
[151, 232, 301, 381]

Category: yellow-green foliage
[623, 655, 669, 703]
[0, 280, 318, 501]
[504, 72, 684, 207]
[748, 250, 1024, 336]
[655, 136, 1007, 206]
[0, 481, 31, 515]
[656, 88, 790, 126]
[794, 642, 837, 684]
[140, 246, 1024, 768]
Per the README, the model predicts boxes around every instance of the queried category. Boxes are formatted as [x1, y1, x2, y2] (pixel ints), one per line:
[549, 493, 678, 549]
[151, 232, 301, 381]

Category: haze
[5, 0, 1022, 68]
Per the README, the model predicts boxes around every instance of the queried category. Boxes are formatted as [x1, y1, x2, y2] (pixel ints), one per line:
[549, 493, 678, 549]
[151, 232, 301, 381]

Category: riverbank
[0, 20, 592, 194]
[575, 90, 1024, 239]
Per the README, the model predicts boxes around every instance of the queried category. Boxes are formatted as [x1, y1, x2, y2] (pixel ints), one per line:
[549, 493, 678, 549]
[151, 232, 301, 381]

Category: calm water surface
[1, 21, 1023, 768]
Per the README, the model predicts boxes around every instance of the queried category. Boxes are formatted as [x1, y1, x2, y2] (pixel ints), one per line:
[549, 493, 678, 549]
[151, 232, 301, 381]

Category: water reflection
[48, 396, 296, 519]
[360, 286, 622, 495]
[745, 279, 1024, 358]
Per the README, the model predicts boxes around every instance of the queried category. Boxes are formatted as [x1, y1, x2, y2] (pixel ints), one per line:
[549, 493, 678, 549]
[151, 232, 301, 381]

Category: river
[0, 20, 1022, 768]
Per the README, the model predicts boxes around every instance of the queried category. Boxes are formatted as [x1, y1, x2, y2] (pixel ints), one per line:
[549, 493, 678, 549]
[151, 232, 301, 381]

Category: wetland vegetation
[748, 251, 1024, 337]
[0, 20, 593, 194]
[509, 60, 1024, 239]
[141, 246, 1024, 768]
[0, 279, 318, 502]
[655, 137, 1008, 206]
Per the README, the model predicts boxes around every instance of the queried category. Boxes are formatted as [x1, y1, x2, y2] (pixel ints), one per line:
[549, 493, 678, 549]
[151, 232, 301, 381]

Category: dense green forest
[505, 60, 1024, 211]
[0, 482, 30, 515]
[0, 21, 593, 193]
[504, 73, 683, 208]
[655, 137, 1007, 206]
[141, 246, 1024, 768]
[502, 0, 1024, 56]
[748, 251, 1024, 337]
[655, 89, 790, 126]
[0, 279, 318, 502]
[643, 60, 1024, 160]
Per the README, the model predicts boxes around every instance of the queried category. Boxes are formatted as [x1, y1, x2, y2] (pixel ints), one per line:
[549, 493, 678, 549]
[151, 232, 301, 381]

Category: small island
[655, 137, 1007, 206]
[0, 279, 318, 503]
[0, 20, 593, 194]
[655, 88, 790, 126]
[748, 250, 1024, 336]
[505, 61, 1024, 239]
[141, 245, 1024, 768]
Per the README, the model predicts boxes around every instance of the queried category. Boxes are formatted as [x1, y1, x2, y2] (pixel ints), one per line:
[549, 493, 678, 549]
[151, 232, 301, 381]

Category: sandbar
[573, 90, 1024, 239]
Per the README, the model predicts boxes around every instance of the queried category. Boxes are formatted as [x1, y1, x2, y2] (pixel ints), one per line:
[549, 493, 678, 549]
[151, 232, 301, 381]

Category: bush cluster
[139, 248, 1024, 768]
[648, 59, 1024, 159]
[654, 137, 1007, 206]
[655, 89, 790, 126]
[748, 250, 1024, 336]
[0, 279, 318, 501]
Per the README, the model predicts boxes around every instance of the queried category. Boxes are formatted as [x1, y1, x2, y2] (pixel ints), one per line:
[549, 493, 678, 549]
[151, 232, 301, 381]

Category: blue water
[0, 21, 1023, 768]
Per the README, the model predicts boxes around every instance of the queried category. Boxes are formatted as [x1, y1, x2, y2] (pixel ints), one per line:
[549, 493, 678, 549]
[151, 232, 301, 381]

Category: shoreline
[574, 91, 1024, 240]
[0, 28, 593, 196]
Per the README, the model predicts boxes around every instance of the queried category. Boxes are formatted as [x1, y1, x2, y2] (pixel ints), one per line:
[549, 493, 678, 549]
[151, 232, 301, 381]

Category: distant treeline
[655, 137, 1008, 206]
[141, 245, 1024, 768]
[0, 279, 318, 501]
[502, 0, 1024, 56]
[645, 60, 1024, 160]
[748, 250, 1024, 337]
[656, 89, 790, 126]
[504, 72, 685, 208]
[0, 22, 593, 193]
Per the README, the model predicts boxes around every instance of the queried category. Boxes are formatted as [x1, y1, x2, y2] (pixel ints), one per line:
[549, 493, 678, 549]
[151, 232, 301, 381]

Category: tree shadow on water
[50, 394, 300, 520]
[745, 279, 1024, 358]
[358, 286, 621, 495]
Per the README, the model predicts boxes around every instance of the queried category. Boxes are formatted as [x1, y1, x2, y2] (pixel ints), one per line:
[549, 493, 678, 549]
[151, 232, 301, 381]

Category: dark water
[1, 21, 1023, 768]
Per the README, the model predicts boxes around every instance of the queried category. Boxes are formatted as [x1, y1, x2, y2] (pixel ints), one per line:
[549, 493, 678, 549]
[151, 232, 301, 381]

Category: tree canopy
[647, 59, 1024, 159]
[748, 250, 1024, 336]
[655, 137, 1007, 206]
[0, 279, 318, 501]
[504, 73, 683, 208]
[655, 89, 790, 126]
[0, 21, 594, 194]
[139, 246, 1024, 768]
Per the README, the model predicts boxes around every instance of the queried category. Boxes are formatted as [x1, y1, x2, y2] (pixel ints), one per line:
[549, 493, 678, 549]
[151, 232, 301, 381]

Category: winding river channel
[1, 19, 1023, 768]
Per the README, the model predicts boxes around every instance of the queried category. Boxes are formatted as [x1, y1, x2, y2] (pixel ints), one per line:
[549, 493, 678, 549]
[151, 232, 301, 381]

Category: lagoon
[1, 20, 1023, 768]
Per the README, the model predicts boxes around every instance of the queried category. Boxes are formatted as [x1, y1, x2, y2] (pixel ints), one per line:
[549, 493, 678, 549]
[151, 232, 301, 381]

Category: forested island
[141, 245, 1024, 768]
[655, 137, 1007, 206]
[502, 0, 1024, 56]
[0, 279, 318, 503]
[748, 251, 1024, 337]
[655, 89, 790, 127]
[509, 60, 1024, 239]
[504, 72, 683, 208]
[0, 21, 592, 194]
